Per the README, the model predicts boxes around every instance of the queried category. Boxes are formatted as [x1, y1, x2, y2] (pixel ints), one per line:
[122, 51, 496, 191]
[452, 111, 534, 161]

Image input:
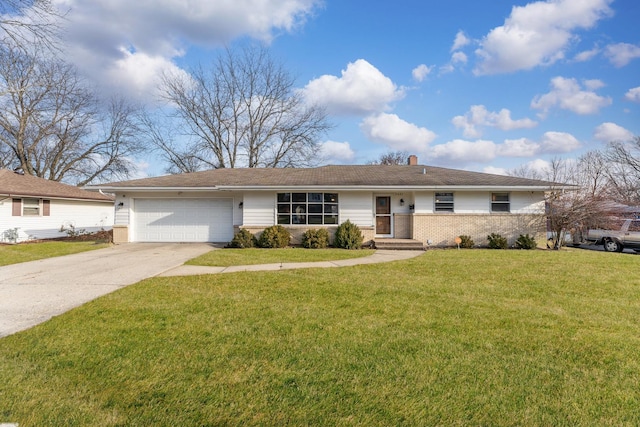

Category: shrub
[229, 229, 258, 248]
[301, 228, 330, 249]
[515, 234, 537, 250]
[258, 225, 290, 248]
[458, 235, 474, 249]
[487, 233, 508, 249]
[334, 220, 363, 250]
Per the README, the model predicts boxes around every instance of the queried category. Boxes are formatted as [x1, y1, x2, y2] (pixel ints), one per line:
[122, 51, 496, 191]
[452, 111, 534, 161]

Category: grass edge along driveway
[0, 241, 111, 266]
[1, 249, 639, 426]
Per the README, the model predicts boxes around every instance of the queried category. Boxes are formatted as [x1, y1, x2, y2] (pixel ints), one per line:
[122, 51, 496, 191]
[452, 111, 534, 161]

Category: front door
[375, 196, 391, 235]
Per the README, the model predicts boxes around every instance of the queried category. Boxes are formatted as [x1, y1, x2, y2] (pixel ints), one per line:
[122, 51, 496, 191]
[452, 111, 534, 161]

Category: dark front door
[375, 196, 391, 235]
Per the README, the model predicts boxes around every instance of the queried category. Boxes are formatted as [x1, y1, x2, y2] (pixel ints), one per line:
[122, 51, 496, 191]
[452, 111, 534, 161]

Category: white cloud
[540, 131, 581, 153]
[625, 87, 640, 103]
[47, 0, 321, 99]
[593, 122, 634, 142]
[451, 30, 470, 51]
[573, 47, 600, 62]
[301, 59, 405, 115]
[483, 166, 508, 176]
[428, 131, 582, 166]
[605, 42, 640, 67]
[318, 140, 355, 164]
[429, 139, 497, 163]
[452, 105, 537, 138]
[451, 51, 468, 64]
[105, 48, 189, 101]
[412, 64, 433, 82]
[498, 138, 540, 157]
[474, 0, 613, 75]
[531, 76, 612, 116]
[360, 113, 437, 153]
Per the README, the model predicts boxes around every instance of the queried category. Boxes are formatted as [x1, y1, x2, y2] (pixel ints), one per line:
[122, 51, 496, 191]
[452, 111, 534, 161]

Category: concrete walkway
[160, 249, 424, 276]
[0, 245, 423, 338]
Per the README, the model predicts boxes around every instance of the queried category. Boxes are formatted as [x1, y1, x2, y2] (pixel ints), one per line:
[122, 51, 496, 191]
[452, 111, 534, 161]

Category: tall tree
[0, 46, 145, 185]
[510, 156, 613, 249]
[151, 45, 331, 172]
[0, 0, 64, 51]
[366, 150, 410, 165]
[604, 137, 640, 204]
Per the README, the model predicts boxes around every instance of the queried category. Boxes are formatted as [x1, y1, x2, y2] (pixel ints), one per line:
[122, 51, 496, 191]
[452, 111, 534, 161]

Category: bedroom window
[277, 192, 339, 225]
[434, 192, 454, 212]
[22, 198, 41, 216]
[491, 193, 510, 212]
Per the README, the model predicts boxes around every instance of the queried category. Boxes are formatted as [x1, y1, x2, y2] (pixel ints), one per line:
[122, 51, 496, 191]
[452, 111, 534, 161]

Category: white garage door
[133, 198, 234, 242]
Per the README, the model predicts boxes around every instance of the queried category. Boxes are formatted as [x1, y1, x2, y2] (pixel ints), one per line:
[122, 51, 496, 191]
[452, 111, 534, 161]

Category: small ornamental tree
[515, 234, 537, 250]
[229, 229, 258, 248]
[458, 235, 474, 248]
[301, 228, 330, 249]
[487, 233, 508, 249]
[258, 225, 290, 248]
[334, 220, 363, 249]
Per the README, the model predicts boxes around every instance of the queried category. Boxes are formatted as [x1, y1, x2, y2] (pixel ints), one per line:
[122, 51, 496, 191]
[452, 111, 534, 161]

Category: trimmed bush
[229, 229, 258, 248]
[258, 225, 291, 248]
[301, 228, 330, 249]
[334, 220, 363, 250]
[515, 233, 537, 250]
[458, 235, 475, 249]
[487, 233, 508, 249]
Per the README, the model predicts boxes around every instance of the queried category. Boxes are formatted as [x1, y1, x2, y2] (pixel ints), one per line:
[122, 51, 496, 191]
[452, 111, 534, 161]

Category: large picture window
[277, 192, 338, 225]
[435, 192, 454, 212]
[491, 193, 510, 212]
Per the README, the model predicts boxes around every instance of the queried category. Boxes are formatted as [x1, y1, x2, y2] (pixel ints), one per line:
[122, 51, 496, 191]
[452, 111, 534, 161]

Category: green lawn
[186, 247, 375, 266]
[1, 249, 639, 425]
[0, 241, 111, 266]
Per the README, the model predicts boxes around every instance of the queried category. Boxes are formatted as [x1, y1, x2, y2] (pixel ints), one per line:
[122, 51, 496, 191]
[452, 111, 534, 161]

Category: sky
[42, 0, 640, 176]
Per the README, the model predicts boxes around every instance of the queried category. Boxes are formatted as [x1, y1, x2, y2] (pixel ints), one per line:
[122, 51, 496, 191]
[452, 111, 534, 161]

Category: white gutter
[88, 184, 575, 192]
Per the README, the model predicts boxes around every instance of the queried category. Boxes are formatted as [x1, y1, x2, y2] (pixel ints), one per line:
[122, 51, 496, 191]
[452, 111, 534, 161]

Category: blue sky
[47, 0, 640, 176]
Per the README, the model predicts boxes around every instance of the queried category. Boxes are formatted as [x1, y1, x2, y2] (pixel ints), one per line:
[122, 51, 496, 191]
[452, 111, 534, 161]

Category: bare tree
[151, 45, 332, 172]
[510, 156, 613, 249]
[0, 0, 65, 52]
[604, 137, 640, 204]
[366, 150, 410, 165]
[0, 46, 145, 185]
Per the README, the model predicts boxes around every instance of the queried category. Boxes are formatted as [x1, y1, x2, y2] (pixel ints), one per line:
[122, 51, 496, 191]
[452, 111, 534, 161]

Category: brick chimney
[407, 155, 418, 165]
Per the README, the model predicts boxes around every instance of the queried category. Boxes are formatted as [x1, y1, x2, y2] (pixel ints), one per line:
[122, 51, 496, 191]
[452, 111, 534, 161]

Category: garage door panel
[134, 198, 233, 242]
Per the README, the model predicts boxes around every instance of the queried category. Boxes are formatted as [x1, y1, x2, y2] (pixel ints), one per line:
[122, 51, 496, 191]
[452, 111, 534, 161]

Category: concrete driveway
[0, 243, 215, 338]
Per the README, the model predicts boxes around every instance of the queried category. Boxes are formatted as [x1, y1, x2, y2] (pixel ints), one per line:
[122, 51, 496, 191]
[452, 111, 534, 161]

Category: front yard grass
[1, 249, 639, 425]
[186, 247, 375, 266]
[0, 241, 111, 266]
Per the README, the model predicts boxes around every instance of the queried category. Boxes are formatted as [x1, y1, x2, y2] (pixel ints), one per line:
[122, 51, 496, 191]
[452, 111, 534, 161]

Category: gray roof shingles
[0, 169, 113, 201]
[93, 165, 561, 189]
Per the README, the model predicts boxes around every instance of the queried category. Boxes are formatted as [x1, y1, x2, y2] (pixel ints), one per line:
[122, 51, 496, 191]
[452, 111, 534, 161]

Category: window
[23, 198, 41, 216]
[435, 192, 454, 212]
[491, 193, 510, 213]
[277, 192, 338, 225]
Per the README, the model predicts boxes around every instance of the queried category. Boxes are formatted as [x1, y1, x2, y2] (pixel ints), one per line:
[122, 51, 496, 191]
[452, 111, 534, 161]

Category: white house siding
[455, 192, 490, 214]
[511, 192, 546, 214]
[242, 191, 276, 226]
[413, 192, 434, 213]
[0, 198, 113, 243]
[340, 192, 374, 228]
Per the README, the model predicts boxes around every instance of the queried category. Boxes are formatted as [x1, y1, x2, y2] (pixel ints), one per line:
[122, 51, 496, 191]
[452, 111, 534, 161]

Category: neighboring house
[89, 156, 565, 248]
[0, 169, 114, 243]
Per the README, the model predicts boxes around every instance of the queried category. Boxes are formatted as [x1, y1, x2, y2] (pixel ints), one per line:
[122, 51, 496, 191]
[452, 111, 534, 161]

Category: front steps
[372, 239, 426, 250]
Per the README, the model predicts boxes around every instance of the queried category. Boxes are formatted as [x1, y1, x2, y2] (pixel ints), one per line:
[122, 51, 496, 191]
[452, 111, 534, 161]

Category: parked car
[585, 219, 640, 252]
